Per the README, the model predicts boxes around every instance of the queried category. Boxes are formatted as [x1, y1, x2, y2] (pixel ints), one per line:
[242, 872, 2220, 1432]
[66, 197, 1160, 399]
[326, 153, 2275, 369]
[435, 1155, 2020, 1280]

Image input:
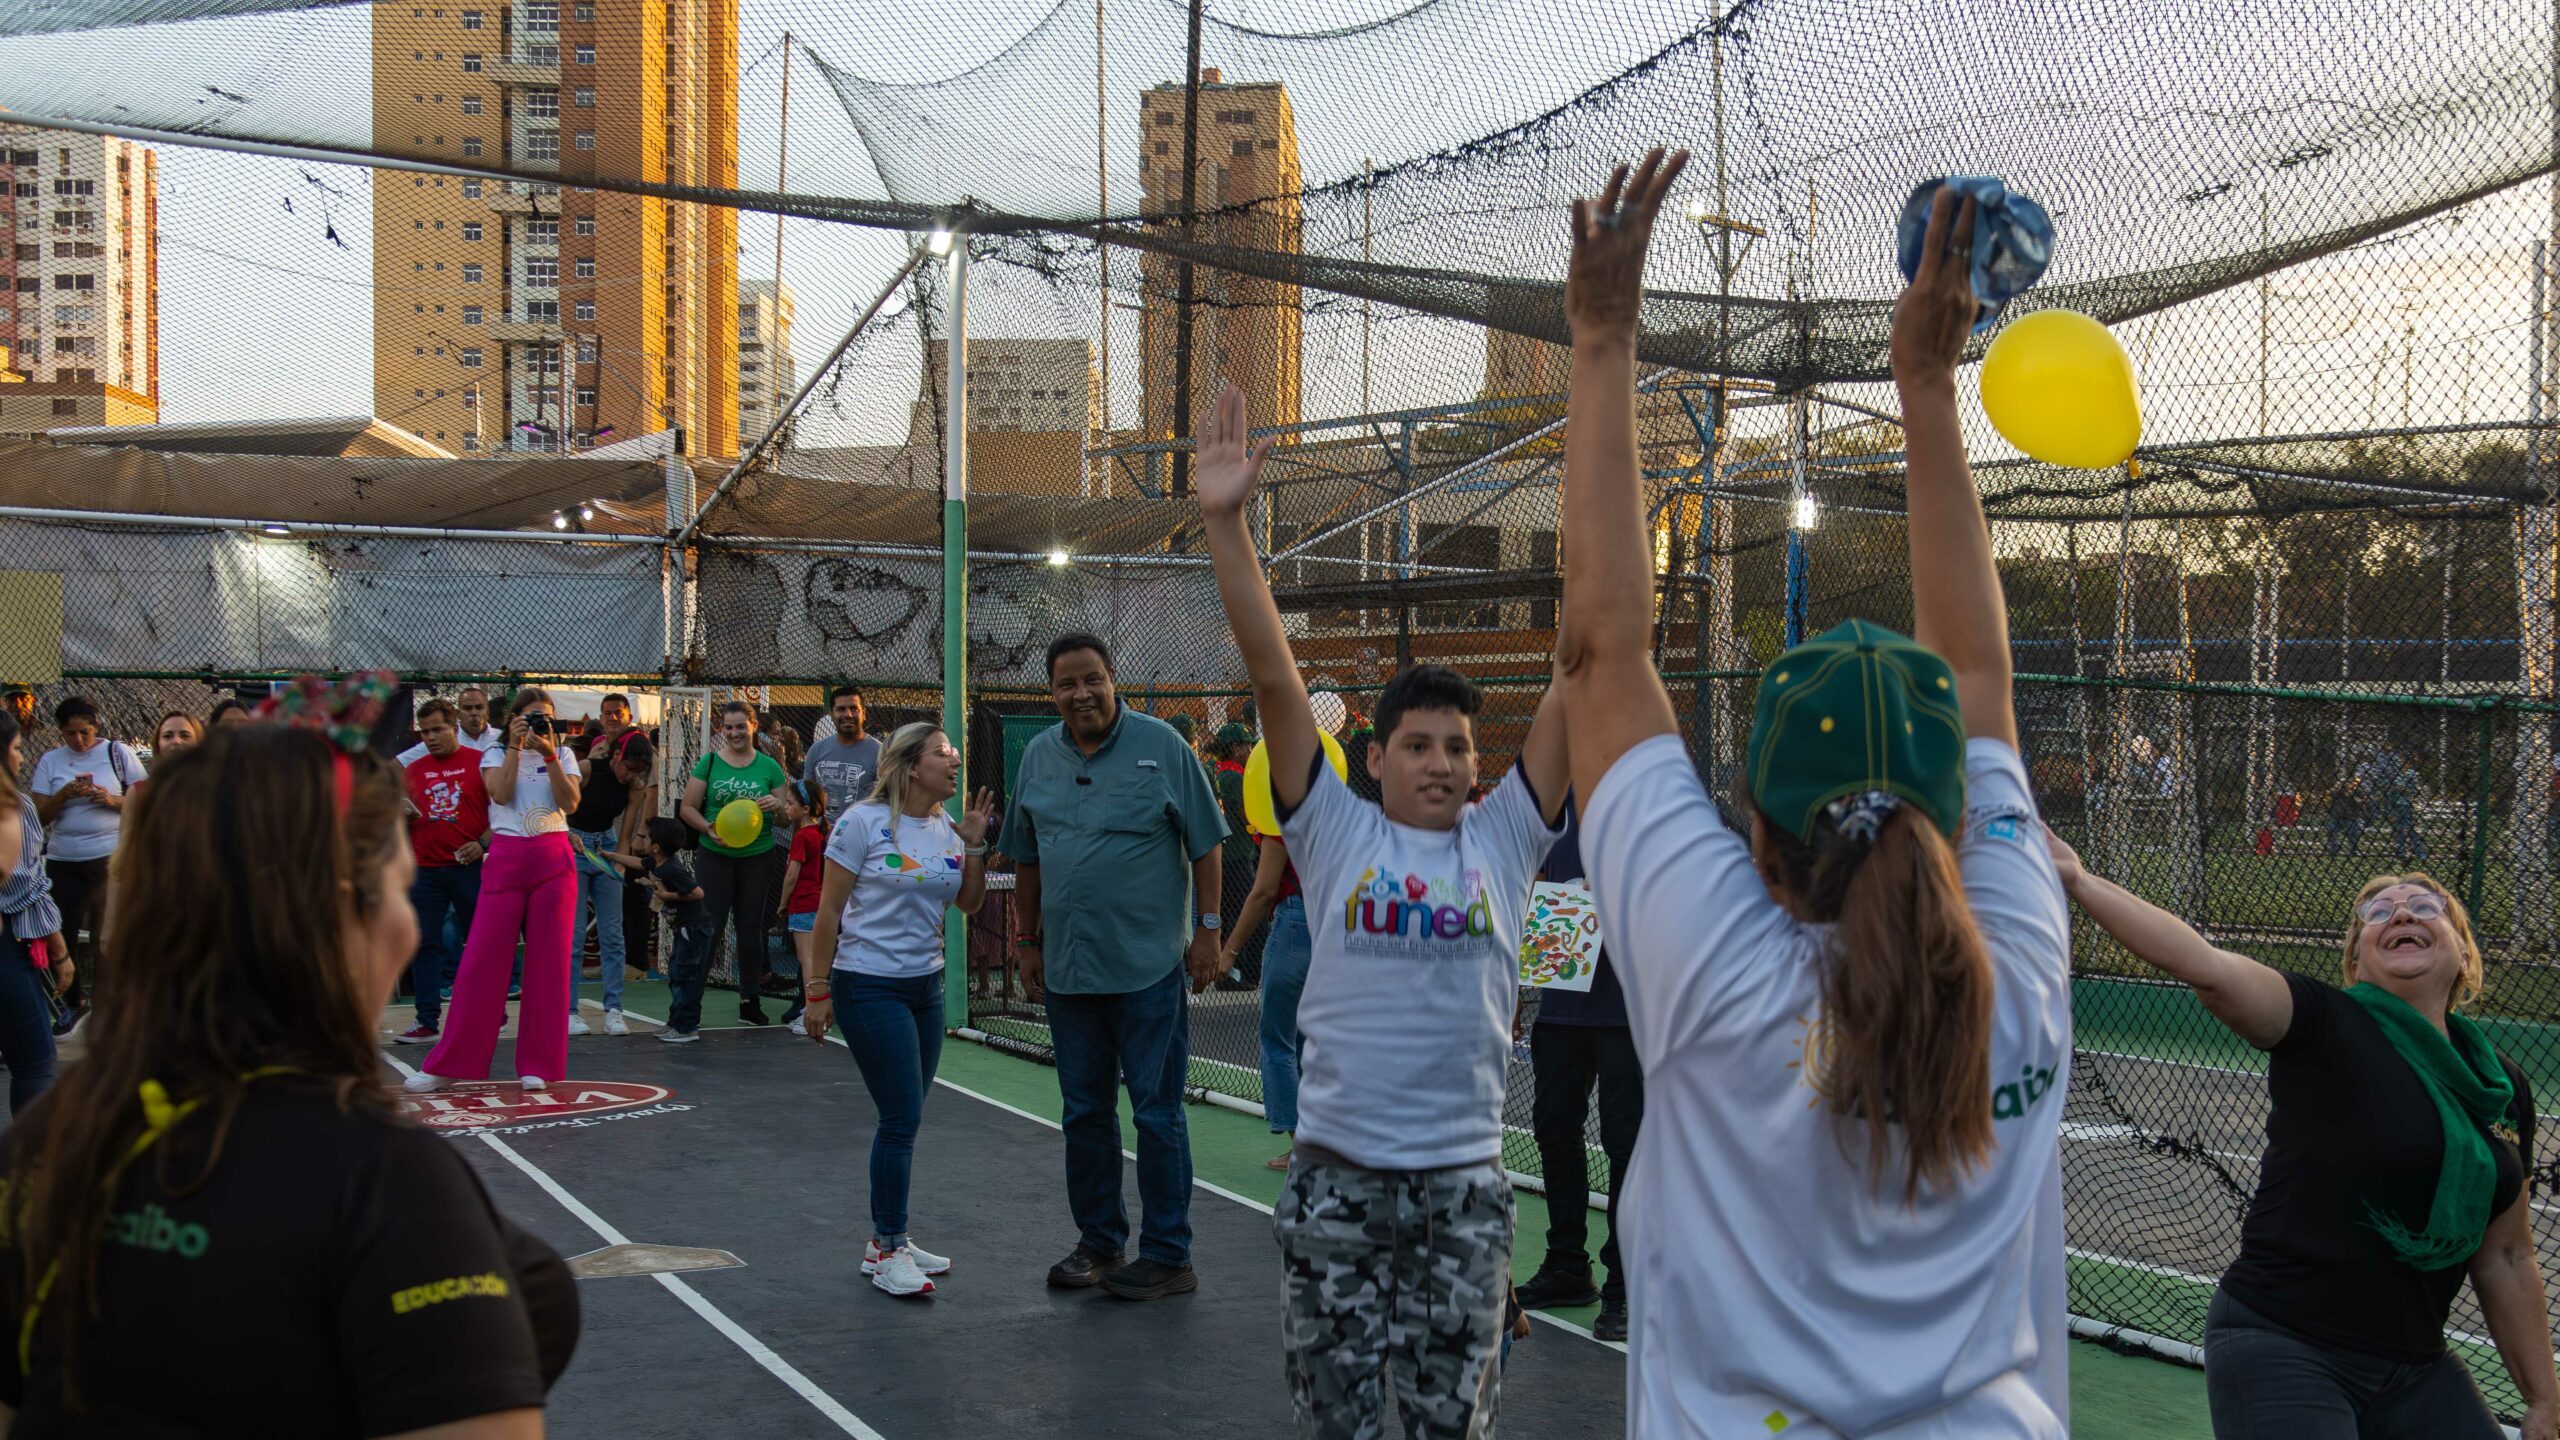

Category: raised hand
[2043, 824, 2086, 897]
[1193, 382, 1274, 520]
[1889, 184, 1982, 384]
[956, 787, 997, 847]
[1565, 147, 1690, 344]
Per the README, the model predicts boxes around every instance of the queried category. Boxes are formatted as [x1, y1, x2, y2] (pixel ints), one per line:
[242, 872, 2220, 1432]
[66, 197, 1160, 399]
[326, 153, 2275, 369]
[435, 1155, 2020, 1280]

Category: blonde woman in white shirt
[1558, 160, 2074, 1438]
[803, 722, 995, 1298]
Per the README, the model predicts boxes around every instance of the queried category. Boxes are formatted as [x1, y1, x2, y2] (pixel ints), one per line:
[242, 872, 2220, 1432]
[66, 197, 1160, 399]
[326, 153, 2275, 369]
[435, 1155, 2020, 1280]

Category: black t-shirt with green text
[0, 1079, 578, 1437]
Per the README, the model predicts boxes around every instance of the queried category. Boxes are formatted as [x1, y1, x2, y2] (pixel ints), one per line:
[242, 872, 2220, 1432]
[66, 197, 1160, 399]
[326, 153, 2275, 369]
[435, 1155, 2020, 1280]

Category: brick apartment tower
[372, 0, 738, 456]
[1137, 70, 1302, 441]
[0, 126, 161, 431]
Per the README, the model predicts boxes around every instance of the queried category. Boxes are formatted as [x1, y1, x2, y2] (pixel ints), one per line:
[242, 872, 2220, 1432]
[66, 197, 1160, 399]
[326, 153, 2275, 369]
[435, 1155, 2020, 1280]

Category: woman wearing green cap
[1558, 159, 2074, 1437]
[2048, 845, 2554, 1438]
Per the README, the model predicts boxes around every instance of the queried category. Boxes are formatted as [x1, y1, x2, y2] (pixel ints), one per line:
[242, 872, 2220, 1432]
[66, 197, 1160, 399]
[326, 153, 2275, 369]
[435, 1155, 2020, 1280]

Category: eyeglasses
[2357, 893, 2448, 926]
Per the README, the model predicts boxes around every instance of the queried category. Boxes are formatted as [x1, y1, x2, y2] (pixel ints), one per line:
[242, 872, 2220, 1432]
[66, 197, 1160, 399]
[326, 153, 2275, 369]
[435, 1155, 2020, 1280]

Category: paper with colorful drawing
[1518, 881, 1601, 992]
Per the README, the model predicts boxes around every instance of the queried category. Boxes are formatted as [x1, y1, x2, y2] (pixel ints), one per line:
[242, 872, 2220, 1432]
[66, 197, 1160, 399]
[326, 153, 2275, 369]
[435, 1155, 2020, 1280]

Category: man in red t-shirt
[394, 698, 493, 1043]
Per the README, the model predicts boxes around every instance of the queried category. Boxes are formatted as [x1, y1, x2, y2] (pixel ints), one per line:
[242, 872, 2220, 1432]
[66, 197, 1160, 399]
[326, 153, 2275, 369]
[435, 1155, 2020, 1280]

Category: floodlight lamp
[1046, 548, 1072, 567]
[551, 513, 571, 531]
[1793, 493, 1820, 531]
[1685, 197, 1709, 223]
[926, 229, 955, 257]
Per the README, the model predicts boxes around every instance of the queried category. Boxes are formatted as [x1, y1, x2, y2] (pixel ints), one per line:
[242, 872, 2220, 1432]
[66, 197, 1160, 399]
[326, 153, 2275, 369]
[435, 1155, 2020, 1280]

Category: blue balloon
[1895, 176, 2054, 334]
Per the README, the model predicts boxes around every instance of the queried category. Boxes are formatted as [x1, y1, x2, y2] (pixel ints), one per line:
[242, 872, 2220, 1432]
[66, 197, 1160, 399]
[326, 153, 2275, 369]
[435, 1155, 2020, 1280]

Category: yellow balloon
[713, 797, 764, 849]
[1243, 731, 1351, 837]
[1979, 309, 2142, 470]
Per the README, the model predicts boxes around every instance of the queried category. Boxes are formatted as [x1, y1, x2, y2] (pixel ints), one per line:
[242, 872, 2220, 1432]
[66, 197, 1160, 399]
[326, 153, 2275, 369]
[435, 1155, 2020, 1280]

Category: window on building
[574, 300, 595, 321]
[461, 52, 481, 70]
[524, 1, 557, 28]
[526, 300, 559, 323]
[527, 131, 560, 160]
[51, 274, 93, 291]
[573, 1, 591, 16]
[459, 346, 484, 367]
[1153, 111, 1175, 126]
[462, 389, 478, 408]
[576, 387, 596, 406]
[52, 336, 95, 356]
[577, 338, 597, 363]
[524, 42, 557, 64]
[525, 257, 558, 285]
[575, 87, 594, 106]
[10, 244, 31, 261]
[51, 398, 77, 416]
[1153, 141, 1169, 156]
[462, 434, 480, 451]
[461, 221, 483, 242]
[574, 131, 594, 151]
[526, 91, 559, 120]
[50, 179, 94, 196]
[574, 256, 594, 278]
[53, 306, 92, 325]
[461, 95, 483, 115]
[462, 178, 483, 198]
[1231, 139, 1254, 157]
[461, 8, 482, 25]
[526, 218, 558, 243]
[461, 263, 484, 283]
[461, 137, 483, 157]
[9, 151, 35, 166]
[11, 184, 32, 198]
[462, 304, 485, 324]
[574, 214, 595, 236]
[574, 44, 594, 63]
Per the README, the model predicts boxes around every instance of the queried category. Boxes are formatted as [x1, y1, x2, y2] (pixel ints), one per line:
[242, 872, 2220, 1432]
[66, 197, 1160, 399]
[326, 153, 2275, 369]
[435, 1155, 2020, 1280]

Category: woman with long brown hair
[1559, 163, 2073, 1435]
[0, 707, 66, 1113]
[2052, 849, 2556, 1439]
[0, 689, 578, 1436]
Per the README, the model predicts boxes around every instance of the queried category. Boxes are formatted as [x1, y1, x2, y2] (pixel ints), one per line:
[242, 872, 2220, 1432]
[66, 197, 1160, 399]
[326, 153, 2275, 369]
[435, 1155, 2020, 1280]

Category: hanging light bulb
[1793, 493, 1820, 531]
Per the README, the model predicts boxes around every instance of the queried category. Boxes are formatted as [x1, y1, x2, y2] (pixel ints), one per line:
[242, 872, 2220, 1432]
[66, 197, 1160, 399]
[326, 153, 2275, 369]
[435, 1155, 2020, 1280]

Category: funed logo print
[399, 1080, 671, 1129]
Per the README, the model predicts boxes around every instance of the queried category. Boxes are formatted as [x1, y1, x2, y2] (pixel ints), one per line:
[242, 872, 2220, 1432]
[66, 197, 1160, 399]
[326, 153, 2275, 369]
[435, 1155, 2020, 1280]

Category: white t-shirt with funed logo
[1280, 761, 1562, 1172]
[824, 801, 966, 978]
[1583, 734, 2072, 1440]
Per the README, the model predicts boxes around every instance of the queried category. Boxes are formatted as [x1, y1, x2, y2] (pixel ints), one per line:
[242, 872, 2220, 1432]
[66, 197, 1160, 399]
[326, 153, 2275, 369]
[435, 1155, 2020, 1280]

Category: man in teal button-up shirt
[1000, 632, 1227, 1301]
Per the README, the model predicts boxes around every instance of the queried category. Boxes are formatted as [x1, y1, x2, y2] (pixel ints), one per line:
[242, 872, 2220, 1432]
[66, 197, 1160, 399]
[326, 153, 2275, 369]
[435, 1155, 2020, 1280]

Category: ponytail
[1749, 788, 1996, 1205]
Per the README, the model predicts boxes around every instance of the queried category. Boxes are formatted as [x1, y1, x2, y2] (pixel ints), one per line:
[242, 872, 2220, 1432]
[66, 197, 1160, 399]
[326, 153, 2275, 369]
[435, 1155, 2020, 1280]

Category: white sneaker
[604, 1009, 628, 1037]
[567, 1012, 591, 1037]
[402, 1071, 452, 1094]
[518, 1075, 548, 1091]
[865, 1237, 951, 1277]
[657, 1028, 699, 1044]
[869, 1245, 936, 1297]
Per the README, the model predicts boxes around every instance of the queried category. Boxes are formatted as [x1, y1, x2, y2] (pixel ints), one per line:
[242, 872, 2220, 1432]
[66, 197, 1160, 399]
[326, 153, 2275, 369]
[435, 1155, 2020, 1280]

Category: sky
[0, 0, 2550, 458]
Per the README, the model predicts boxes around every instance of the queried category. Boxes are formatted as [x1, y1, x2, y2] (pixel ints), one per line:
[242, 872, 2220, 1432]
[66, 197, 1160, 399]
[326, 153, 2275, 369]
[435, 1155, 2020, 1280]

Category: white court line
[379, 1050, 888, 1440]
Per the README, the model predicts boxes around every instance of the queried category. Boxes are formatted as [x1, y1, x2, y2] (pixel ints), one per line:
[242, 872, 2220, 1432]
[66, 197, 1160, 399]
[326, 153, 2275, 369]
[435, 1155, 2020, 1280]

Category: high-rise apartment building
[371, 0, 738, 457]
[1137, 70, 1302, 442]
[0, 127, 161, 426]
[912, 338, 1097, 439]
[737, 277, 795, 439]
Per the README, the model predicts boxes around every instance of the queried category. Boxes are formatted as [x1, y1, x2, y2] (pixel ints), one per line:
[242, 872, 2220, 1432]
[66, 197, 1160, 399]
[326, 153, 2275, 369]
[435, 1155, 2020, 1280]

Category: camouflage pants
[1274, 1157, 1514, 1440]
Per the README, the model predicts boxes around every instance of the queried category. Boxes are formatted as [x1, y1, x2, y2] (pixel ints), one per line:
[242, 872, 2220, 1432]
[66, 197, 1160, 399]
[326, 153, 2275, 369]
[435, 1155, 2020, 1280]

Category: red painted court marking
[398, 1080, 672, 1129]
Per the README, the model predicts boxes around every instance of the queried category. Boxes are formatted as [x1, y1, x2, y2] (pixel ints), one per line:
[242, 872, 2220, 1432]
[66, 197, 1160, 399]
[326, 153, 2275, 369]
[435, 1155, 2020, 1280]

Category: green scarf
[2343, 982, 2515, 1270]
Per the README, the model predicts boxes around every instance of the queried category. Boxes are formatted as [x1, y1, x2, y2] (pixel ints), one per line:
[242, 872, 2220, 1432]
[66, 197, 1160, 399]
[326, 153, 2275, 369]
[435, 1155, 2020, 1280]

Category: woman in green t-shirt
[676, 700, 796, 1032]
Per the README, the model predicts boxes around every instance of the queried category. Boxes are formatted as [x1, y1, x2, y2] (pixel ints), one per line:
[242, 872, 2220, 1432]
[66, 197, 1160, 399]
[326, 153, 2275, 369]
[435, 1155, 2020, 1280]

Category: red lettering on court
[398, 1080, 671, 1129]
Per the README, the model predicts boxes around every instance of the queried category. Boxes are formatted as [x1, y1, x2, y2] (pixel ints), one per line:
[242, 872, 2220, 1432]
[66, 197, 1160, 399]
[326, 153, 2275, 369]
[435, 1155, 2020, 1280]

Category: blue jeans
[1258, 896, 1311, 1135]
[0, 936, 58, 1113]
[407, 863, 482, 1029]
[570, 829, 626, 1011]
[1046, 964, 1193, 1266]
[2205, 1289, 2499, 1438]
[663, 915, 713, 1033]
[837, 968, 945, 1245]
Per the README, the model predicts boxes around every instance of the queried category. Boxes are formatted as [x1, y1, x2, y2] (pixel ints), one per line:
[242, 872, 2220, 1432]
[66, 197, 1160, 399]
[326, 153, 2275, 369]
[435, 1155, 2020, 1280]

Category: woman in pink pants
[408, 688, 583, 1093]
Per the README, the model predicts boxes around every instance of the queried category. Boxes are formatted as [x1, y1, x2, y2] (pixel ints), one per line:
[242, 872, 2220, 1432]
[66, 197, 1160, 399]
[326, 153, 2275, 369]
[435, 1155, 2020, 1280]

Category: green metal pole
[2465, 697, 2501, 921]
[941, 231, 971, 1023]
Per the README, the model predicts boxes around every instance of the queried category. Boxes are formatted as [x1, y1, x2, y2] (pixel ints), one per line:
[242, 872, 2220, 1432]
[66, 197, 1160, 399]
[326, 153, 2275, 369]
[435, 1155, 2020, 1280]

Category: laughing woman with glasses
[2050, 844, 2557, 1440]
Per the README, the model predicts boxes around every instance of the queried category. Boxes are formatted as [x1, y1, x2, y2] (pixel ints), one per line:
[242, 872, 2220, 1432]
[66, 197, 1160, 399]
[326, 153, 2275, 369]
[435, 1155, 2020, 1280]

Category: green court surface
[929, 1034, 2216, 1440]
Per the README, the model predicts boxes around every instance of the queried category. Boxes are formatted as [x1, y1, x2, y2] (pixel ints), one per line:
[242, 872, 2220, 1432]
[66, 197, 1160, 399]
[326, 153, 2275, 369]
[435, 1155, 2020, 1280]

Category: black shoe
[1594, 1293, 1628, 1342]
[1045, 1244, 1125, 1289]
[1099, 1257, 1197, 1300]
[739, 1001, 772, 1026]
[50, 1003, 88, 1039]
[1515, 1260, 1599, 1310]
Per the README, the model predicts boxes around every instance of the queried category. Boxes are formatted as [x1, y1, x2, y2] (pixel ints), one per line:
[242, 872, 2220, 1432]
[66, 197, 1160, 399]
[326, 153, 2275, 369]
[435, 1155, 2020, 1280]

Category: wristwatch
[1197, 912, 1222, 931]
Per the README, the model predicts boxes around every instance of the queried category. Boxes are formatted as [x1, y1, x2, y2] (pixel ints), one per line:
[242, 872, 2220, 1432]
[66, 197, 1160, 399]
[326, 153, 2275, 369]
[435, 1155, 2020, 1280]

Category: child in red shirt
[777, 778, 828, 1029]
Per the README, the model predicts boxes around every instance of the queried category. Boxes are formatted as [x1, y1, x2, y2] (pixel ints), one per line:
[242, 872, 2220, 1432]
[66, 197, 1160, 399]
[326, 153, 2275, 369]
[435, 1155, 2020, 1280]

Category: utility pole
[1167, 0, 1205, 496]
[771, 30, 793, 430]
[1095, 0, 1110, 469]
[1361, 157, 1373, 413]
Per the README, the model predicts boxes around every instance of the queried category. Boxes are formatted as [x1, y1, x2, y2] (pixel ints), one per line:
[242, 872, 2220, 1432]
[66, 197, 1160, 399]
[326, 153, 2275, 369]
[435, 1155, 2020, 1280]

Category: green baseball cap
[1212, 722, 1252, 751]
[1746, 619, 1966, 839]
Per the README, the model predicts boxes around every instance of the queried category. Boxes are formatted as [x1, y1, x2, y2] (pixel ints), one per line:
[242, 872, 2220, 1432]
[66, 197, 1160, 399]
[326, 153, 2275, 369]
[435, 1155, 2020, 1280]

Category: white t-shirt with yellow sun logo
[824, 801, 967, 978]
[1585, 734, 2073, 1440]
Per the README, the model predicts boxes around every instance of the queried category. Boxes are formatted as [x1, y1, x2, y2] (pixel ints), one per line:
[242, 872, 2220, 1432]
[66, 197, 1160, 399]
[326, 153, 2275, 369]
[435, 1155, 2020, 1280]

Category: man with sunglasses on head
[2052, 842, 2558, 1440]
